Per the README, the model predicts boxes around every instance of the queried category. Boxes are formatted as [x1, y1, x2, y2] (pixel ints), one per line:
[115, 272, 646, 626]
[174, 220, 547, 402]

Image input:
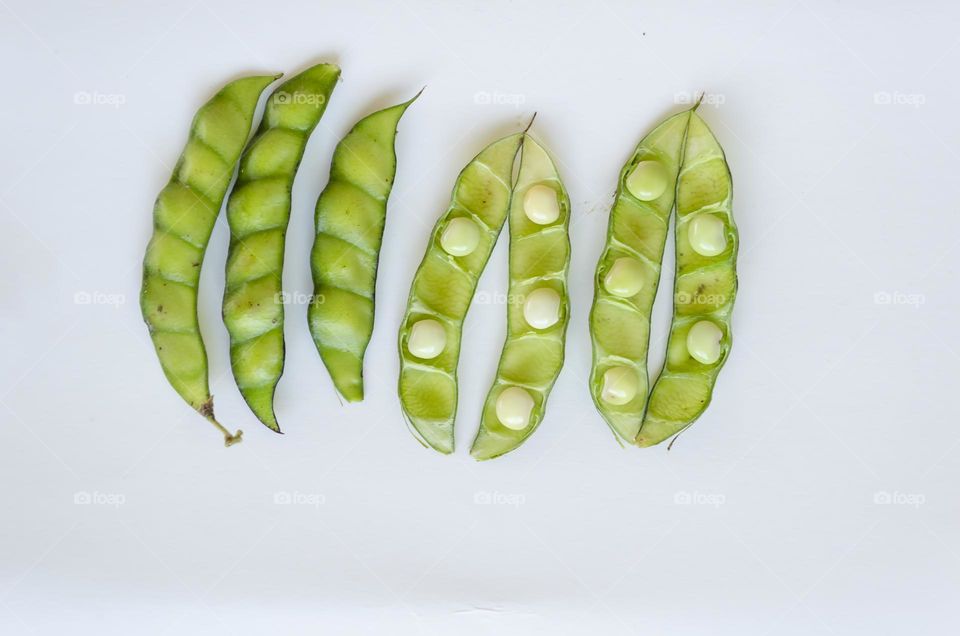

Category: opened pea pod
[309, 91, 420, 402]
[222, 63, 340, 432]
[588, 107, 693, 444]
[470, 135, 571, 461]
[141, 72, 280, 446]
[397, 133, 523, 454]
[636, 112, 737, 446]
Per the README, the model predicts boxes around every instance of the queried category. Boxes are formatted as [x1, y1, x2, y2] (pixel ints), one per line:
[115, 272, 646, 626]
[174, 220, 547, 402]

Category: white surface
[1, 1, 957, 634]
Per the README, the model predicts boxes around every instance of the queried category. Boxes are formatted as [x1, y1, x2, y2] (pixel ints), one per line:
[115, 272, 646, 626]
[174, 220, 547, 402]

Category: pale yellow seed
[523, 184, 560, 225]
[440, 217, 481, 257]
[686, 320, 723, 365]
[496, 386, 535, 430]
[600, 366, 638, 405]
[626, 160, 668, 201]
[688, 214, 727, 257]
[523, 287, 561, 330]
[603, 257, 644, 298]
[407, 319, 446, 359]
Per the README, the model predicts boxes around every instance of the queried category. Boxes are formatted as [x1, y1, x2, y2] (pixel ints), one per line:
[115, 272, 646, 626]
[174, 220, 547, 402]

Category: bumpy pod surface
[222, 63, 340, 431]
[309, 93, 419, 402]
[141, 73, 279, 446]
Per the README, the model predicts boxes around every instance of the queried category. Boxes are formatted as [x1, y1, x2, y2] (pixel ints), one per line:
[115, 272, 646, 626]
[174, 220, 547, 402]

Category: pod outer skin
[222, 63, 340, 432]
[309, 93, 420, 402]
[141, 73, 281, 446]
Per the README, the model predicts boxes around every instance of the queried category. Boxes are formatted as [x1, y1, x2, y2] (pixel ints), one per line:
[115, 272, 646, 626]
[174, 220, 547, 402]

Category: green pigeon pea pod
[222, 63, 340, 432]
[141, 73, 280, 446]
[470, 135, 571, 461]
[588, 108, 693, 444]
[397, 133, 524, 454]
[309, 91, 420, 402]
[636, 111, 737, 447]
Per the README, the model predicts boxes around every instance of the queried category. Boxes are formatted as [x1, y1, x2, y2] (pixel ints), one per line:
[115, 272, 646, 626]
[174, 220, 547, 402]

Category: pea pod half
[141, 73, 280, 446]
[309, 92, 420, 402]
[222, 63, 340, 432]
[470, 134, 571, 460]
[588, 107, 693, 443]
[397, 133, 524, 454]
[637, 112, 737, 446]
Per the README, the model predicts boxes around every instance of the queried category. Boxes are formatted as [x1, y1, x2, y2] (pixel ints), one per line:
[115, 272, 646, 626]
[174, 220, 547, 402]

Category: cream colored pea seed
[626, 160, 668, 201]
[522, 287, 561, 330]
[688, 214, 727, 257]
[496, 386, 535, 430]
[686, 320, 723, 364]
[407, 319, 446, 359]
[523, 184, 560, 225]
[601, 366, 638, 405]
[603, 257, 644, 298]
[440, 217, 481, 257]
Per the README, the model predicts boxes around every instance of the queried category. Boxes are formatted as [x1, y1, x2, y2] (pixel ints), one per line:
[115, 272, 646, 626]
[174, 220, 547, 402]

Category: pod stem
[200, 398, 243, 447]
[666, 421, 695, 451]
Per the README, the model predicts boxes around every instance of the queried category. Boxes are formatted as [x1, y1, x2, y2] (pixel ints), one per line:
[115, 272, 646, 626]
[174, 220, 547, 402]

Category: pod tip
[692, 91, 705, 111]
[402, 86, 426, 109]
[523, 112, 537, 134]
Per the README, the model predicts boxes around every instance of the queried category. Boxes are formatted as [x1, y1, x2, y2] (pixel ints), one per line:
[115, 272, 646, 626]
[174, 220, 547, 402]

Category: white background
[1, 1, 957, 634]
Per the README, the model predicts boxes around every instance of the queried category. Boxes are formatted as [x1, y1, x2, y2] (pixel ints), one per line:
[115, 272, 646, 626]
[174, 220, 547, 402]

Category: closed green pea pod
[398, 133, 524, 454]
[309, 92, 420, 402]
[141, 73, 280, 446]
[470, 134, 571, 461]
[637, 112, 737, 446]
[223, 63, 340, 432]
